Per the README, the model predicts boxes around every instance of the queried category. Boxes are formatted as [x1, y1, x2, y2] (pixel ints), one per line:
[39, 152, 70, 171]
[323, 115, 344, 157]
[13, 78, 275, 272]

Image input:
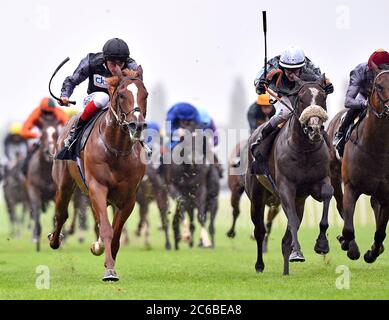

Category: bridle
[108, 77, 144, 134]
[369, 70, 389, 118]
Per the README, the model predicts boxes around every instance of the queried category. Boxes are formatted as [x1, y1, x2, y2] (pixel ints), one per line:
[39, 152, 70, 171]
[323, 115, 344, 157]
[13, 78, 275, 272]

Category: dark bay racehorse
[227, 141, 280, 252]
[25, 117, 61, 251]
[246, 76, 333, 275]
[50, 67, 148, 281]
[2, 159, 30, 236]
[328, 64, 389, 262]
[165, 129, 214, 250]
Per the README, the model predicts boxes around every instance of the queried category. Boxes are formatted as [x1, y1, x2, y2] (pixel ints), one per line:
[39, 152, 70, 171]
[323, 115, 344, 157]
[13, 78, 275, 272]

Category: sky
[0, 0, 388, 136]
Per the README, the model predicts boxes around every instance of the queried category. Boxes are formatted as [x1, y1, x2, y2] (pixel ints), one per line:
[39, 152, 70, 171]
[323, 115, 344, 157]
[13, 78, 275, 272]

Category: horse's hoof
[165, 242, 172, 251]
[337, 235, 349, 251]
[48, 233, 64, 249]
[102, 269, 119, 282]
[226, 230, 236, 238]
[289, 250, 305, 262]
[255, 263, 264, 273]
[363, 250, 377, 263]
[314, 239, 330, 255]
[90, 241, 105, 256]
[347, 241, 360, 260]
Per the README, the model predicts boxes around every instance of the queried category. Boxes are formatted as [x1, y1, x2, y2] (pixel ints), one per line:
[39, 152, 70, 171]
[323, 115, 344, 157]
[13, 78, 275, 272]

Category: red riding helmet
[368, 49, 389, 69]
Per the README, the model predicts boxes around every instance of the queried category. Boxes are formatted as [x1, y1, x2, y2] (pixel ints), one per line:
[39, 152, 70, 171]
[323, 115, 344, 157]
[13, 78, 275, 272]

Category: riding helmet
[368, 49, 389, 69]
[103, 38, 130, 62]
[279, 45, 306, 69]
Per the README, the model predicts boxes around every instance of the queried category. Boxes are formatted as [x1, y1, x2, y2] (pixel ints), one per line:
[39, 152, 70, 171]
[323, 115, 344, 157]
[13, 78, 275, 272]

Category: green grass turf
[0, 196, 388, 300]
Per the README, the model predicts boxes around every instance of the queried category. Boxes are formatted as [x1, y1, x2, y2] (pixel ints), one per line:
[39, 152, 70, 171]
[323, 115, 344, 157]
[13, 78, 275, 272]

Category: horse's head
[106, 66, 148, 140]
[38, 118, 59, 162]
[294, 74, 328, 143]
[370, 62, 389, 118]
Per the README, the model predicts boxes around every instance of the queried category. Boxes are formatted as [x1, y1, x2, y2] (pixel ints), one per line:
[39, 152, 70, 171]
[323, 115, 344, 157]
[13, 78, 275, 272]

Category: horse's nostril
[128, 122, 137, 131]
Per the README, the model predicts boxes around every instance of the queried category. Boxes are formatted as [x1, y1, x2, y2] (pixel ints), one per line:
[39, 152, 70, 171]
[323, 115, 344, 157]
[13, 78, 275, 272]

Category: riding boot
[333, 108, 360, 156]
[64, 118, 87, 149]
[55, 118, 88, 161]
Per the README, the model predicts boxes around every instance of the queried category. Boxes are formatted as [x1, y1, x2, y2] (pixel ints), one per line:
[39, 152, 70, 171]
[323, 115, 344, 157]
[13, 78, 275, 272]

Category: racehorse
[50, 67, 148, 281]
[165, 129, 214, 250]
[328, 63, 389, 263]
[2, 159, 30, 237]
[226, 141, 280, 253]
[25, 117, 61, 251]
[246, 75, 333, 275]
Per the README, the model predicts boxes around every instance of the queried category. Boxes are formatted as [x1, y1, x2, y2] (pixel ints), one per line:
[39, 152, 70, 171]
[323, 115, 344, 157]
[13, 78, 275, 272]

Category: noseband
[369, 70, 389, 118]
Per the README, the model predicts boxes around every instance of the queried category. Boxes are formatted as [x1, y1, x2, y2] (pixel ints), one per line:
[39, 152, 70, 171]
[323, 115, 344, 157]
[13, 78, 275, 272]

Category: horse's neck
[101, 112, 133, 152]
[360, 108, 389, 153]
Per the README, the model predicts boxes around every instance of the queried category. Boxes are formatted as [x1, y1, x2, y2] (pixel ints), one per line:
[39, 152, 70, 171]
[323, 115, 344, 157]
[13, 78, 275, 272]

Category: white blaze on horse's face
[46, 126, 56, 157]
[127, 83, 141, 121]
[309, 87, 319, 106]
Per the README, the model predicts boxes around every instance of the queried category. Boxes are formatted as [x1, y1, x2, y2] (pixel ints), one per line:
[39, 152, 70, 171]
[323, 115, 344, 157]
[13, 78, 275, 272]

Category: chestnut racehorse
[328, 63, 389, 263]
[50, 67, 148, 281]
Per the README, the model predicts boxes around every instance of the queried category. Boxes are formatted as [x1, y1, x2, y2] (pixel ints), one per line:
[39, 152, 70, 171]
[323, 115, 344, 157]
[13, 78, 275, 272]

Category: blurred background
[0, 0, 387, 156]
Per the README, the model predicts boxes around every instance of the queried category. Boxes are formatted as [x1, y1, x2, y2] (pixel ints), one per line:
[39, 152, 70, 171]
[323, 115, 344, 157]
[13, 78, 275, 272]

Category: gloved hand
[324, 83, 334, 94]
[256, 79, 269, 95]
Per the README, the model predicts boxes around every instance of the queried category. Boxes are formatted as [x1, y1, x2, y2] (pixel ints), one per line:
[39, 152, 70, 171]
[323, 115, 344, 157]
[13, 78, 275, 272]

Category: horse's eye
[377, 84, 384, 92]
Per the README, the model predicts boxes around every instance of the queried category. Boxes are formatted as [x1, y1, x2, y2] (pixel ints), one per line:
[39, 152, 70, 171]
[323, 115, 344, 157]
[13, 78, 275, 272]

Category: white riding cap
[279, 46, 306, 69]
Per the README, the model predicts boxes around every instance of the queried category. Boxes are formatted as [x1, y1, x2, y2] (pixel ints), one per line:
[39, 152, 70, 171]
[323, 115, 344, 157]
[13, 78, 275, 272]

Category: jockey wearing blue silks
[166, 102, 201, 150]
[198, 108, 218, 147]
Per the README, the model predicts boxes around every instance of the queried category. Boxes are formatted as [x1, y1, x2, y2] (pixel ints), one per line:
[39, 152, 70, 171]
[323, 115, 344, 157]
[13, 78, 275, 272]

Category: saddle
[345, 109, 367, 144]
[55, 108, 107, 162]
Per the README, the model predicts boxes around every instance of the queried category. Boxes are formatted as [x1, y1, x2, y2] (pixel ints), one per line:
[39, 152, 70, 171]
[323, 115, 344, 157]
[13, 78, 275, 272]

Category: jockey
[166, 102, 202, 150]
[250, 45, 334, 167]
[57, 38, 139, 155]
[3, 122, 28, 164]
[198, 108, 219, 147]
[20, 97, 68, 174]
[247, 93, 276, 133]
[198, 108, 223, 177]
[21, 97, 68, 140]
[333, 49, 389, 156]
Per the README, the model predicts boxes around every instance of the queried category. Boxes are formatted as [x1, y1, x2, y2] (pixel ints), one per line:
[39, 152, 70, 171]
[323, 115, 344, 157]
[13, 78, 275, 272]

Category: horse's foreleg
[314, 179, 334, 255]
[88, 181, 116, 280]
[330, 159, 344, 219]
[208, 196, 218, 248]
[278, 181, 305, 263]
[111, 199, 135, 261]
[341, 184, 361, 260]
[27, 185, 42, 251]
[263, 204, 280, 253]
[250, 187, 266, 273]
[364, 202, 388, 263]
[227, 186, 244, 238]
[172, 200, 182, 250]
[155, 188, 171, 250]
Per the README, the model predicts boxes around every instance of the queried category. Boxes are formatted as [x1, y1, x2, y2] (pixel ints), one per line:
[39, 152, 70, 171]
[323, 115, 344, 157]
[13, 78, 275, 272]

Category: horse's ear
[370, 61, 381, 75]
